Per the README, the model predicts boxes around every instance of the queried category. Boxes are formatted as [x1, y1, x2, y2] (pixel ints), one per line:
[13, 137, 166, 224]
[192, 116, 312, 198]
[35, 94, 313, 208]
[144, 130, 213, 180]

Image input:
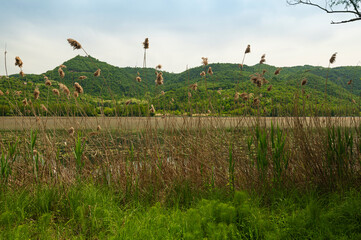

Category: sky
[0, 0, 360, 75]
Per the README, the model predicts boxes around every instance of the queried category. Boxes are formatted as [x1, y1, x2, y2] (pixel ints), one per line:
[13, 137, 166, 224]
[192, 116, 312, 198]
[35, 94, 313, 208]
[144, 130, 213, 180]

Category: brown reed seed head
[19, 70, 25, 77]
[0, 90, 3, 95]
[43, 75, 48, 80]
[240, 92, 249, 101]
[52, 89, 60, 96]
[207, 67, 213, 75]
[188, 92, 192, 98]
[274, 68, 281, 75]
[59, 83, 70, 96]
[150, 104, 155, 113]
[94, 69, 101, 77]
[34, 88, 40, 100]
[125, 100, 131, 105]
[200, 71, 206, 76]
[97, 125, 101, 131]
[234, 92, 240, 101]
[347, 80, 352, 85]
[74, 82, 83, 94]
[352, 99, 357, 104]
[14, 91, 22, 96]
[201, 57, 208, 66]
[60, 64, 67, 68]
[161, 91, 165, 95]
[329, 52, 337, 64]
[73, 91, 78, 98]
[15, 56, 23, 68]
[267, 85, 272, 91]
[301, 78, 307, 86]
[245, 44, 251, 54]
[68, 127, 75, 135]
[155, 72, 164, 85]
[189, 83, 198, 91]
[5, 90, 9, 95]
[217, 89, 222, 95]
[45, 79, 52, 86]
[143, 38, 149, 49]
[67, 38, 82, 50]
[58, 67, 65, 78]
[41, 104, 48, 112]
[259, 54, 266, 64]
[156, 64, 162, 70]
[253, 98, 260, 106]
[136, 76, 142, 82]
[78, 76, 87, 80]
[22, 98, 28, 106]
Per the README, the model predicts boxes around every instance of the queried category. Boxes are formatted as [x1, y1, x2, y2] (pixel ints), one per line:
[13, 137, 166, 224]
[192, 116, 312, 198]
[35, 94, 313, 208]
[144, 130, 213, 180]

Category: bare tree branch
[287, 0, 361, 24]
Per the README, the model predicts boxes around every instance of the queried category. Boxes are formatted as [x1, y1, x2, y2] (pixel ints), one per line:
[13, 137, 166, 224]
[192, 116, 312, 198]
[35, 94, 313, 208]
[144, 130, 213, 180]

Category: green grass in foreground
[0, 184, 360, 239]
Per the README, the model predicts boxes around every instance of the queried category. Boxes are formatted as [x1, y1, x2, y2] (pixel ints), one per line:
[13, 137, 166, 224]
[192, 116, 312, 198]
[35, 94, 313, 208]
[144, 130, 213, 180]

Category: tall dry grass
[0, 39, 360, 203]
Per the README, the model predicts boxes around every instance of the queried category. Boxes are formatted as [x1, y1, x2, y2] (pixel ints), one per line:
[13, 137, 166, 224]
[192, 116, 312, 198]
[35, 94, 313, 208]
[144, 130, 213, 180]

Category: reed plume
[45, 79, 52, 86]
[207, 67, 213, 75]
[22, 98, 28, 106]
[68, 127, 75, 136]
[73, 91, 79, 98]
[245, 44, 251, 54]
[200, 71, 206, 76]
[189, 83, 198, 91]
[15, 56, 23, 68]
[74, 82, 83, 94]
[0, 90, 3, 95]
[58, 67, 65, 78]
[274, 68, 281, 75]
[161, 91, 165, 95]
[34, 88, 40, 100]
[52, 89, 60, 96]
[259, 54, 266, 64]
[156, 64, 162, 70]
[136, 76, 142, 82]
[143, 38, 149, 68]
[201, 57, 208, 66]
[67, 38, 82, 50]
[150, 104, 155, 113]
[59, 83, 70, 96]
[78, 76, 87, 80]
[330, 53, 337, 64]
[41, 104, 48, 112]
[301, 78, 307, 86]
[155, 72, 164, 85]
[60, 64, 67, 68]
[19, 70, 25, 77]
[94, 69, 101, 77]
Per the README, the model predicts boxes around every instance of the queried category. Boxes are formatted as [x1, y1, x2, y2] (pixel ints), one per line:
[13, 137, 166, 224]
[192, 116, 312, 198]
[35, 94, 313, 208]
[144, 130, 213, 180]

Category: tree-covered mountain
[1, 55, 361, 116]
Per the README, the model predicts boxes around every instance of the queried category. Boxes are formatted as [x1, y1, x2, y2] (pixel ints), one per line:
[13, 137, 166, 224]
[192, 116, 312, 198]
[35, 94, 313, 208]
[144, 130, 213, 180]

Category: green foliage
[74, 132, 86, 175]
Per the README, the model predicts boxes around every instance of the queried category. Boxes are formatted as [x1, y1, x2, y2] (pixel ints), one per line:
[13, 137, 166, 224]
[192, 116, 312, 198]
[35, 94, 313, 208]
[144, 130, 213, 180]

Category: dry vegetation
[0, 39, 360, 200]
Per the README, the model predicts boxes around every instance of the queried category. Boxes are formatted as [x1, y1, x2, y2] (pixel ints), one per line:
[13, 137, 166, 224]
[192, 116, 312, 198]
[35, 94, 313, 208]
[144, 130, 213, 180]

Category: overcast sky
[0, 0, 360, 75]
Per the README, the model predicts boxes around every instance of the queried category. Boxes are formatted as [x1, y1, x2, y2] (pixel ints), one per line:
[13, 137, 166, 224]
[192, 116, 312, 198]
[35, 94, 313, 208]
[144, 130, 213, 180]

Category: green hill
[1, 55, 361, 116]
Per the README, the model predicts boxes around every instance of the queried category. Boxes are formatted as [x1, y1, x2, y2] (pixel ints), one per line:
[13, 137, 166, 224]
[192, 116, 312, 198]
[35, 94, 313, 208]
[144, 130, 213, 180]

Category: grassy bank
[0, 183, 360, 239]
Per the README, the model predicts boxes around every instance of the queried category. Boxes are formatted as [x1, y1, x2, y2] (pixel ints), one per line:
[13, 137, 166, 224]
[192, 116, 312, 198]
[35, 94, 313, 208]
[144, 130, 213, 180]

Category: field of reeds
[0, 39, 360, 239]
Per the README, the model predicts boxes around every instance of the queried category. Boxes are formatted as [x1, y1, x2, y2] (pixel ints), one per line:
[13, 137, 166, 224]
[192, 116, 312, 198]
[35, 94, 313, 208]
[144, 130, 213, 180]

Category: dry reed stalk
[22, 98, 28, 106]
